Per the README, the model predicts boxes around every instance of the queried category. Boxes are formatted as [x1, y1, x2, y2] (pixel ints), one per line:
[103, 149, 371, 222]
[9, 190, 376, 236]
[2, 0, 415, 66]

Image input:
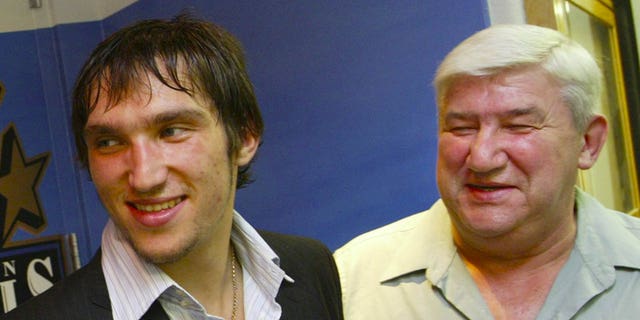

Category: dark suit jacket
[2, 231, 343, 319]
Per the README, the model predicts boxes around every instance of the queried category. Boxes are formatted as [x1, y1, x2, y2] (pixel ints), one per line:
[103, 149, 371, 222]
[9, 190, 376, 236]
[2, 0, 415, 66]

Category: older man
[335, 24, 640, 319]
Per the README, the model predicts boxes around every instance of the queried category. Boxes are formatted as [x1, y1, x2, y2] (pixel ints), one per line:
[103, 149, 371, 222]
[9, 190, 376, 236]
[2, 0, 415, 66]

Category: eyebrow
[505, 106, 542, 118]
[83, 108, 211, 138]
[152, 108, 210, 125]
[443, 105, 543, 122]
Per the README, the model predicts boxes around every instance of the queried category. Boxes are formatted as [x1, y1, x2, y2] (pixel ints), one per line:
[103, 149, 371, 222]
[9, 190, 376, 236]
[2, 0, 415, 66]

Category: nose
[127, 141, 168, 193]
[466, 128, 507, 174]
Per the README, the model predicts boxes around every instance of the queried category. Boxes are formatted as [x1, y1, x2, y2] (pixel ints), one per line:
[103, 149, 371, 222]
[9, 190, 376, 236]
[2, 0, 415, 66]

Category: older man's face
[436, 66, 588, 245]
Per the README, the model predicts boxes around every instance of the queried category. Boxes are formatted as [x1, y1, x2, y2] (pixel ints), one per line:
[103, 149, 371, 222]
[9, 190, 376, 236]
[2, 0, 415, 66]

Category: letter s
[27, 257, 54, 296]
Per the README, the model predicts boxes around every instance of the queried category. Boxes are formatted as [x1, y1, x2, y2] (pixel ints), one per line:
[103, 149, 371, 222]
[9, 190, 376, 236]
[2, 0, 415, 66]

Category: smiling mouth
[468, 184, 506, 191]
[130, 197, 184, 212]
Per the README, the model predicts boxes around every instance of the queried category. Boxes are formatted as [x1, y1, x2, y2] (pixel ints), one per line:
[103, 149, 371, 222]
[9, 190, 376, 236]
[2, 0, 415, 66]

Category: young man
[335, 24, 640, 319]
[6, 15, 342, 320]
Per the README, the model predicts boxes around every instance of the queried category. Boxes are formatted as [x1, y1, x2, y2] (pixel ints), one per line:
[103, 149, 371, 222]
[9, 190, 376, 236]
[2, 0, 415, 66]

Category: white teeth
[134, 198, 182, 212]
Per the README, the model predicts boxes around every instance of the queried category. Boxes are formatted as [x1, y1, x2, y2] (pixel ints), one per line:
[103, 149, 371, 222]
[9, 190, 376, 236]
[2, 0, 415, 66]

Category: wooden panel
[524, 0, 558, 28]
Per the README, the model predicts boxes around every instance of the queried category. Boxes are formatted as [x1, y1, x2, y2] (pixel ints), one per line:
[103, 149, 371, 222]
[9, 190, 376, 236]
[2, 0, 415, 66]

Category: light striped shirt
[101, 211, 294, 320]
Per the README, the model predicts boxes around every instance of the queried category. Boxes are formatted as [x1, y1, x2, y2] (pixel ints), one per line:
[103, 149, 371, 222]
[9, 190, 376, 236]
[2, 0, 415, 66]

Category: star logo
[0, 124, 50, 248]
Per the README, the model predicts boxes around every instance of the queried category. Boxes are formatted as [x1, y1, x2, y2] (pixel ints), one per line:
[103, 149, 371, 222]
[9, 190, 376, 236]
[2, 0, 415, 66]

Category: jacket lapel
[140, 300, 170, 320]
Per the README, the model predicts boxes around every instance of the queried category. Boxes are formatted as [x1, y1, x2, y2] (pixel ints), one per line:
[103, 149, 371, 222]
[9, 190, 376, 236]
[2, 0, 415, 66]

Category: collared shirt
[334, 188, 640, 319]
[102, 211, 294, 320]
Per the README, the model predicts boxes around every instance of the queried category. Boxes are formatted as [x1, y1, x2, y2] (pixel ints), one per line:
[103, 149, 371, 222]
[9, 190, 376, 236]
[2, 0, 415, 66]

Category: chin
[130, 236, 199, 265]
[136, 247, 188, 265]
[456, 214, 520, 238]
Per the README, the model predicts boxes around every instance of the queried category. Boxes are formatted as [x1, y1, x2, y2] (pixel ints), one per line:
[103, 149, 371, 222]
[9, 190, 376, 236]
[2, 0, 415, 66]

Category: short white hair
[434, 24, 602, 132]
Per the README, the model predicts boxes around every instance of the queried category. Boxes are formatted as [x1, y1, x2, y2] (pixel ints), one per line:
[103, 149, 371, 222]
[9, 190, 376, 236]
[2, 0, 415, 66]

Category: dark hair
[72, 14, 264, 188]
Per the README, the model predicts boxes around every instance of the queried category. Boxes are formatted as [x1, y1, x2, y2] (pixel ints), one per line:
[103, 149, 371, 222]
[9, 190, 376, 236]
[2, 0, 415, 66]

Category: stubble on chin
[134, 237, 199, 265]
[116, 222, 200, 265]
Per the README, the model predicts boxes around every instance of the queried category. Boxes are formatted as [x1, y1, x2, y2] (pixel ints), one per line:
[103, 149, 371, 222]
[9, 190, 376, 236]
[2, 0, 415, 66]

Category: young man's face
[436, 66, 594, 245]
[84, 74, 257, 265]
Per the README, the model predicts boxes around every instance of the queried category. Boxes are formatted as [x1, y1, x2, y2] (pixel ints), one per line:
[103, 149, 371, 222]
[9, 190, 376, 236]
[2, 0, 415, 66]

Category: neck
[455, 206, 577, 265]
[459, 230, 574, 281]
[160, 242, 242, 319]
[161, 246, 243, 319]
[455, 213, 577, 320]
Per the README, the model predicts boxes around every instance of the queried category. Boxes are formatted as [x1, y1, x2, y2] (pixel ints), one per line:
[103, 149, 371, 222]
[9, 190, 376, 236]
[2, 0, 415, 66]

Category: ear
[578, 114, 608, 170]
[236, 134, 260, 166]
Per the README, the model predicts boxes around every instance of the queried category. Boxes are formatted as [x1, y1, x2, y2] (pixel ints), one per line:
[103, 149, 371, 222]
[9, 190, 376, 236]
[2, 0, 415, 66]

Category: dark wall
[0, 0, 488, 263]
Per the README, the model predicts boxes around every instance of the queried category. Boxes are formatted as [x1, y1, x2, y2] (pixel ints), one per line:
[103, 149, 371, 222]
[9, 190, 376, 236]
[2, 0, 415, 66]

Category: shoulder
[593, 208, 640, 250]
[333, 208, 445, 320]
[258, 231, 344, 320]
[334, 211, 424, 261]
[2, 251, 111, 319]
[604, 209, 640, 233]
[576, 190, 640, 267]
[332, 210, 427, 282]
[259, 230, 331, 258]
[577, 188, 640, 237]
[258, 230, 337, 279]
